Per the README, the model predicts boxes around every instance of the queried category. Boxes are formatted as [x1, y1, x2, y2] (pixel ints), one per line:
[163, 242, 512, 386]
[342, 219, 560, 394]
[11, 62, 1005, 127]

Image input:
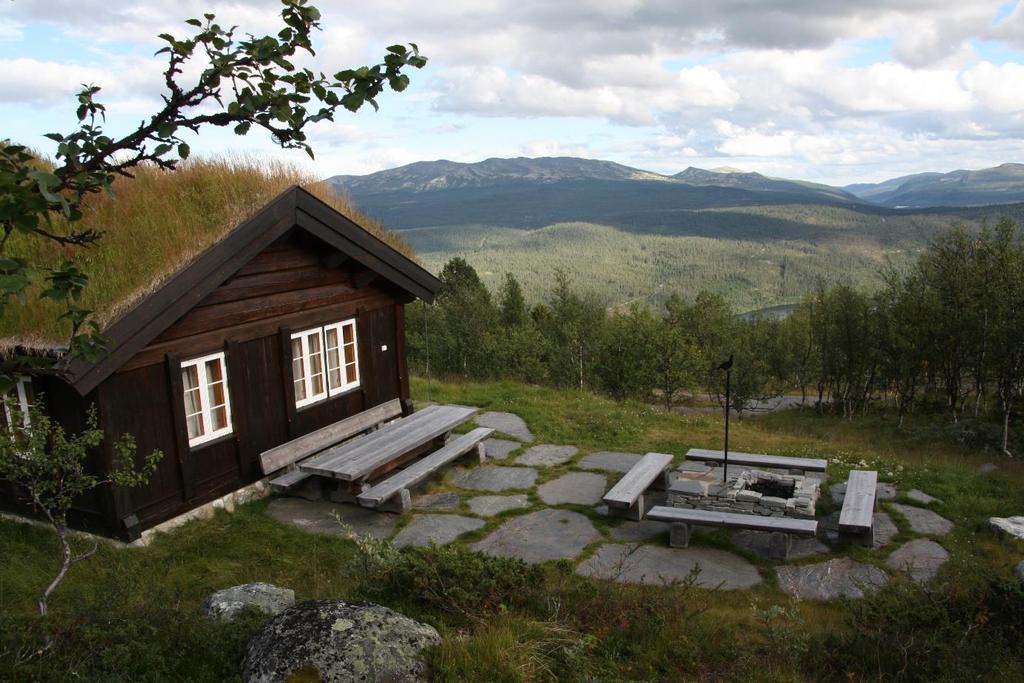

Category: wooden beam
[320, 252, 351, 269]
[353, 269, 379, 289]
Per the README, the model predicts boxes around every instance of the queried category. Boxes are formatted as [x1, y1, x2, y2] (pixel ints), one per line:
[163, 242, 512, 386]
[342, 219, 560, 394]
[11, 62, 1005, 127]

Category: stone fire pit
[668, 468, 820, 519]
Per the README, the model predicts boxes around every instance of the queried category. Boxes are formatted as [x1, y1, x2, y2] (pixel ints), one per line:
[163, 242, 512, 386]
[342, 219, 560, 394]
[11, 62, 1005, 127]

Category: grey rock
[392, 514, 485, 548]
[204, 583, 295, 623]
[610, 519, 671, 542]
[412, 491, 460, 511]
[593, 504, 610, 516]
[777, 558, 890, 600]
[877, 482, 897, 500]
[242, 600, 440, 683]
[537, 471, 607, 506]
[1015, 560, 1024, 581]
[906, 489, 942, 505]
[578, 451, 644, 473]
[467, 494, 530, 517]
[516, 444, 578, 467]
[891, 503, 954, 536]
[266, 498, 399, 540]
[483, 438, 522, 459]
[471, 509, 600, 564]
[830, 482, 847, 505]
[872, 512, 899, 549]
[576, 543, 762, 590]
[990, 516, 1024, 541]
[453, 466, 538, 492]
[980, 462, 998, 473]
[885, 539, 949, 583]
[669, 479, 705, 496]
[475, 412, 534, 442]
[730, 530, 830, 560]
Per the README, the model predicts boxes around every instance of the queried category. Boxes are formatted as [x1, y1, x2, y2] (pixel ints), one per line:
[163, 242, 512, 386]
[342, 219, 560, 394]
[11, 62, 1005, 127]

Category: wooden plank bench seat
[603, 452, 673, 520]
[839, 470, 878, 546]
[357, 427, 494, 512]
[647, 505, 818, 560]
[262, 399, 403, 494]
[685, 448, 828, 474]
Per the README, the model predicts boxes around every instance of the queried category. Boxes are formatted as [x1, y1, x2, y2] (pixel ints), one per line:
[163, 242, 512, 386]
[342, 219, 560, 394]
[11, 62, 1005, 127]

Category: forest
[407, 218, 1024, 455]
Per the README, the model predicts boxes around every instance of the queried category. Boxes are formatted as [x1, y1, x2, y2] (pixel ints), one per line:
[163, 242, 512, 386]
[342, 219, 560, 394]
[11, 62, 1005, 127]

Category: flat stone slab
[891, 503, 953, 536]
[678, 461, 713, 474]
[476, 412, 534, 442]
[453, 466, 538, 492]
[610, 519, 671, 542]
[885, 539, 949, 583]
[990, 516, 1024, 541]
[483, 438, 522, 459]
[537, 472, 607, 506]
[872, 512, 899, 548]
[266, 498, 399, 540]
[471, 509, 600, 564]
[412, 491, 460, 511]
[392, 514, 484, 548]
[516, 444, 578, 467]
[467, 494, 530, 517]
[777, 558, 889, 600]
[730, 530, 830, 560]
[577, 543, 762, 590]
[204, 583, 295, 623]
[579, 451, 645, 473]
[907, 489, 941, 505]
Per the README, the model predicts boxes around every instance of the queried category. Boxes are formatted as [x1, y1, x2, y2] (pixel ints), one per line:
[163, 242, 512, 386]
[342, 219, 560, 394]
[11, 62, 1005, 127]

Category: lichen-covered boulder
[242, 600, 440, 683]
[203, 582, 295, 623]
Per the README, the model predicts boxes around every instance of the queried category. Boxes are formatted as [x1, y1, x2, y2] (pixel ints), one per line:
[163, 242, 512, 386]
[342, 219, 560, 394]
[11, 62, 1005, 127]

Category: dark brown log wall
[89, 230, 409, 538]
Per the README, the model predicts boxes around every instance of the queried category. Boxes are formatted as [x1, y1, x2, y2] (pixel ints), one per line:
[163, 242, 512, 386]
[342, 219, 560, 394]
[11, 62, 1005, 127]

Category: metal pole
[723, 367, 731, 483]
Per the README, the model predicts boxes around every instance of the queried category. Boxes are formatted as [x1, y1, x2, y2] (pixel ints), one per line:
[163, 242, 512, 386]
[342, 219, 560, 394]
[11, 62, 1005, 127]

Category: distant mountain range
[324, 156, 1024, 311]
[843, 163, 1024, 208]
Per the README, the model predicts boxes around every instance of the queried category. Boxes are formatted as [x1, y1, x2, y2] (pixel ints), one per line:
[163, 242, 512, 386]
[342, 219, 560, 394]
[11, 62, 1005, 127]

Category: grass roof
[1, 157, 413, 349]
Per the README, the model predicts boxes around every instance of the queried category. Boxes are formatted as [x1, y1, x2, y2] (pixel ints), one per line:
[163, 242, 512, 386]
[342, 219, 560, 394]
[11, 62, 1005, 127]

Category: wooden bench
[261, 399, 403, 494]
[839, 470, 877, 546]
[647, 505, 819, 560]
[685, 448, 828, 474]
[603, 452, 673, 520]
[357, 427, 494, 512]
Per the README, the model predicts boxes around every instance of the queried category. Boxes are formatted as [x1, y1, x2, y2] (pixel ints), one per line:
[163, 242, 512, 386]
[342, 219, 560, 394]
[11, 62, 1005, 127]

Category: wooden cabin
[0, 186, 440, 541]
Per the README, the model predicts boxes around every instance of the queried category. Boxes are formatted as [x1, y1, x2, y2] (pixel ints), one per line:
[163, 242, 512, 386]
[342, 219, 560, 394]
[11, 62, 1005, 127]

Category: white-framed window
[291, 318, 360, 408]
[180, 352, 233, 448]
[3, 376, 33, 431]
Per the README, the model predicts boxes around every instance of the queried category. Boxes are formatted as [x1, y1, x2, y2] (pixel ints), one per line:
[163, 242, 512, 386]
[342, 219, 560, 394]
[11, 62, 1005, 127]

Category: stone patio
[392, 514, 484, 548]
[578, 451, 644, 473]
[263, 409, 965, 601]
[516, 444, 578, 467]
[885, 538, 949, 583]
[537, 472, 607, 506]
[471, 509, 600, 564]
[475, 412, 534, 442]
[577, 543, 762, 589]
[452, 465, 538, 492]
[890, 503, 953, 536]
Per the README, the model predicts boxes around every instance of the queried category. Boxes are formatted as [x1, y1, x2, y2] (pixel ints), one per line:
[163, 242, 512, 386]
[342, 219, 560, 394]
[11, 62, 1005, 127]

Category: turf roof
[0, 157, 414, 350]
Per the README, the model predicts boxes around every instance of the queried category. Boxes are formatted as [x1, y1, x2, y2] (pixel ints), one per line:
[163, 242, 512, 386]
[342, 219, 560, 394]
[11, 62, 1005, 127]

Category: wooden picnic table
[299, 404, 478, 482]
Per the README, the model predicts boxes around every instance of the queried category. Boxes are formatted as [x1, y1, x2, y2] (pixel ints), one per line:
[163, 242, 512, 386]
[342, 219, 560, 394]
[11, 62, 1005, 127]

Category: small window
[180, 352, 233, 447]
[3, 376, 33, 431]
[291, 319, 360, 408]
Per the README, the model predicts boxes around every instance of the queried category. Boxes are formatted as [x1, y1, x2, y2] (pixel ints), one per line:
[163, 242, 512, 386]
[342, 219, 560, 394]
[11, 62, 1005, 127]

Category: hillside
[327, 156, 1024, 309]
[845, 162, 1024, 207]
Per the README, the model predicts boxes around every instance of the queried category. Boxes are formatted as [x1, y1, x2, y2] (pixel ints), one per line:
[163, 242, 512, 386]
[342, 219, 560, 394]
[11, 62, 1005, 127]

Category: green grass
[3, 376, 1024, 681]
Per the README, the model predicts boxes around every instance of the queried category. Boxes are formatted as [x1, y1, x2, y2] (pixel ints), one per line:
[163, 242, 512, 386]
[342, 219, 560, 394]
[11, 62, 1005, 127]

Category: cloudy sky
[3, 0, 1024, 184]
